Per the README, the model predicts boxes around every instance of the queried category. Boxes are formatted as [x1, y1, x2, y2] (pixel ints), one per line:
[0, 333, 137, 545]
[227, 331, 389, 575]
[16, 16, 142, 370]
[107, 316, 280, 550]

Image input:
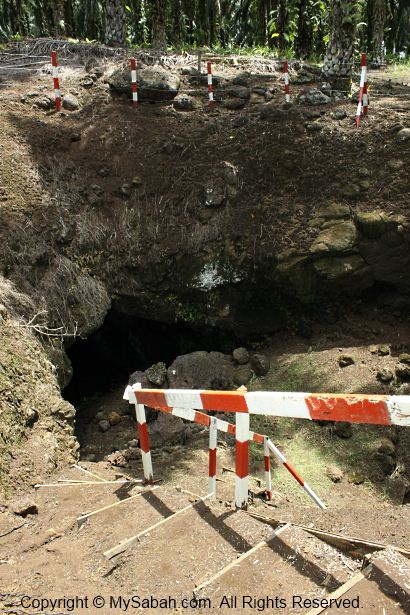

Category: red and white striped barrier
[208, 417, 217, 495]
[266, 439, 325, 509]
[129, 388, 410, 427]
[284, 60, 290, 103]
[207, 61, 215, 111]
[130, 58, 138, 108]
[363, 78, 369, 116]
[132, 384, 153, 484]
[263, 436, 272, 501]
[51, 51, 61, 111]
[356, 52, 367, 128]
[235, 413, 249, 509]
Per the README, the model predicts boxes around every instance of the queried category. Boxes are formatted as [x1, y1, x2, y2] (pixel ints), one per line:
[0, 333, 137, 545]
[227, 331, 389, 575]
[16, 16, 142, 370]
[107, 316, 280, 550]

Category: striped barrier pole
[130, 384, 153, 484]
[51, 51, 61, 112]
[208, 417, 217, 496]
[356, 52, 367, 128]
[207, 62, 215, 111]
[284, 60, 290, 103]
[263, 436, 272, 501]
[235, 413, 249, 509]
[363, 59, 369, 116]
[130, 58, 138, 108]
[267, 439, 326, 509]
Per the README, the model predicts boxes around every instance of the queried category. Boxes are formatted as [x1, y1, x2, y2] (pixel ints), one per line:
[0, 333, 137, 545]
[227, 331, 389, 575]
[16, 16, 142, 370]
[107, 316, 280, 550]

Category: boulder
[33, 94, 55, 110]
[145, 362, 167, 387]
[395, 363, 410, 381]
[167, 351, 236, 390]
[232, 72, 251, 86]
[233, 347, 249, 365]
[250, 354, 270, 376]
[397, 128, 410, 141]
[173, 95, 195, 111]
[108, 65, 180, 101]
[225, 86, 250, 100]
[233, 367, 252, 386]
[309, 221, 358, 255]
[313, 255, 373, 290]
[355, 210, 405, 239]
[299, 89, 331, 105]
[148, 411, 188, 445]
[223, 98, 246, 110]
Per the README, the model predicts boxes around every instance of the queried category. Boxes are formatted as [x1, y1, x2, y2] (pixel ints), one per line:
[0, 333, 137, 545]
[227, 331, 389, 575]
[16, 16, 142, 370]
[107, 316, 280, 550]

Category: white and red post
[130, 58, 138, 108]
[284, 60, 290, 103]
[208, 417, 217, 496]
[51, 51, 61, 112]
[356, 52, 367, 128]
[263, 436, 272, 501]
[235, 413, 249, 509]
[132, 384, 153, 484]
[363, 58, 369, 116]
[207, 61, 215, 111]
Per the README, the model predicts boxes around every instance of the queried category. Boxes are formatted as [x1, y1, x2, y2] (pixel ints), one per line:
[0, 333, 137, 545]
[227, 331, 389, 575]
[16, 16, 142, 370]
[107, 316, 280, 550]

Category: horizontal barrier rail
[127, 388, 410, 427]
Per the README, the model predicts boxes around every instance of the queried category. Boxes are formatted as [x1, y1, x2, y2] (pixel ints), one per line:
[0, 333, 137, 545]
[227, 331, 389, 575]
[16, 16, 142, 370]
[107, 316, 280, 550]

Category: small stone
[128, 439, 139, 448]
[334, 422, 353, 438]
[250, 354, 270, 376]
[98, 419, 111, 432]
[397, 128, 410, 141]
[10, 497, 38, 517]
[146, 362, 167, 386]
[233, 347, 249, 365]
[34, 95, 54, 110]
[332, 110, 347, 120]
[95, 411, 105, 422]
[107, 411, 122, 426]
[398, 353, 410, 365]
[371, 438, 396, 456]
[377, 368, 394, 383]
[223, 98, 246, 110]
[80, 76, 94, 89]
[326, 465, 344, 483]
[124, 448, 140, 460]
[233, 367, 252, 387]
[70, 132, 81, 142]
[173, 95, 195, 111]
[341, 183, 361, 199]
[121, 183, 132, 197]
[387, 159, 404, 171]
[358, 167, 370, 177]
[347, 471, 365, 485]
[359, 180, 370, 191]
[369, 344, 378, 354]
[305, 122, 322, 132]
[395, 363, 410, 381]
[132, 176, 143, 186]
[378, 344, 391, 356]
[62, 94, 80, 111]
[338, 355, 354, 368]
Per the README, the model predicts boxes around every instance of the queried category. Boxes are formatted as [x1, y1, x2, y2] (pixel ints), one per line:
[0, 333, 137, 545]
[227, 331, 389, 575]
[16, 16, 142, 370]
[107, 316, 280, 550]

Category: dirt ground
[0, 50, 410, 613]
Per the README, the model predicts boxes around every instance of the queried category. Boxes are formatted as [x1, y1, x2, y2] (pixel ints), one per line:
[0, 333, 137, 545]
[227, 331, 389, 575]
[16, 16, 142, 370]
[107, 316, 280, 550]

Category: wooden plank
[194, 523, 291, 596]
[35, 480, 137, 488]
[58, 478, 143, 484]
[77, 485, 159, 527]
[246, 512, 410, 558]
[104, 493, 214, 560]
[306, 568, 371, 615]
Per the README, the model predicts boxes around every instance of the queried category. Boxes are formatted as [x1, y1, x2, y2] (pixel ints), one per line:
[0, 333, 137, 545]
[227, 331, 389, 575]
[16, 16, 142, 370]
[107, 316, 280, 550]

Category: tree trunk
[52, 0, 66, 36]
[295, 0, 313, 59]
[323, 0, 358, 80]
[151, 0, 167, 49]
[371, 0, 386, 66]
[277, 0, 288, 50]
[255, 0, 267, 46]
[104, 0, 127, 46]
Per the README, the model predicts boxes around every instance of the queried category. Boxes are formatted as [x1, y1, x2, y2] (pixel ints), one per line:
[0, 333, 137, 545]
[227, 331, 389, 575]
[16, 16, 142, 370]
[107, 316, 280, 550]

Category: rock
[299, 89, 331, 105]
[146, 362, 167, 387]
[387, 159, 404, 171]
[397, 128, 410, 141]
[375, 454, 396, 476]
[233, 367, 252, 386]
[225, 85, 250, 100]
[309, 221, 357, 255]
[341, 183, 361, 199]
[120, 183, 132, 197]
[148, 411, 187, 445]
[347, 471, 364, 485]
[128, 439, 139, 448]
[334, 422, 353, 438]
[79, 76, 94, 89]
[395, 363, 410, 381]
[338, 355, 354, 368]
[371, 438, 396, 457]
[123, 447, 140, 460]
[10, 497, 38, 516]
[132, 176, 143, 186]
[105, 450, 128, 467]
[204, 180, 226, 207]
[332, 110, 347, 120]
[98, 419, 111, 432]
[222, 162, 239, 186]
[264, 91, 273, 102]
[294, 73, 315, 84]
[173, 95, 195, 111]
[108, 65, 180, 101]
[91, 66, 104, 79]
[305, 122, 322, 132]
[223, 98, 246, 110]
[167, 351, 236, 390]
[355, 210, 404, 239]
[377, 368, 394, 383]
[399, 353, 410, 365]
[359, 179, 370, 192]
[70, 132, 81, 142]
[95, 411, 105, 422]
[107, 411, 122, 426]
[315, 202, 350, 220]
[34, 94, 55, 110]
[326, 465, 344, 483]
[232, 72, 251, 86]
[233, 347, 249, 365]
[250, 354, 270, 376]
[62, 95, 80, 111]
[369, 345, 378, 354]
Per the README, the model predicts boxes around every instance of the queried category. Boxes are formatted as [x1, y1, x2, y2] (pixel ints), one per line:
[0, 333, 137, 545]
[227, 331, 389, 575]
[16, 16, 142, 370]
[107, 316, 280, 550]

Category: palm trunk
[323, 0, 358, 80]
[295, 0, 313, 59]
[104, 0, 127, 46]
[371, 0, 386, 66]
[151, 0, 167, 49]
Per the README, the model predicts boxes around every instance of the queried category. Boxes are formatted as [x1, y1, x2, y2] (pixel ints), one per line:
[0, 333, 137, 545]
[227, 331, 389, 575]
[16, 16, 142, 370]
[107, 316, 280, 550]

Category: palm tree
[323, 0, 358, 81]
[370, 0, 386, 66]
[151, 0, 167, 48]
[104, 0, 127, 46]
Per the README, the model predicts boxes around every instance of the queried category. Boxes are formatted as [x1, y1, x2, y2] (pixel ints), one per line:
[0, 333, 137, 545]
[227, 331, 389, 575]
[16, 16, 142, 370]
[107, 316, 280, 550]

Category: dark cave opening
[63, 309, 238, 405]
